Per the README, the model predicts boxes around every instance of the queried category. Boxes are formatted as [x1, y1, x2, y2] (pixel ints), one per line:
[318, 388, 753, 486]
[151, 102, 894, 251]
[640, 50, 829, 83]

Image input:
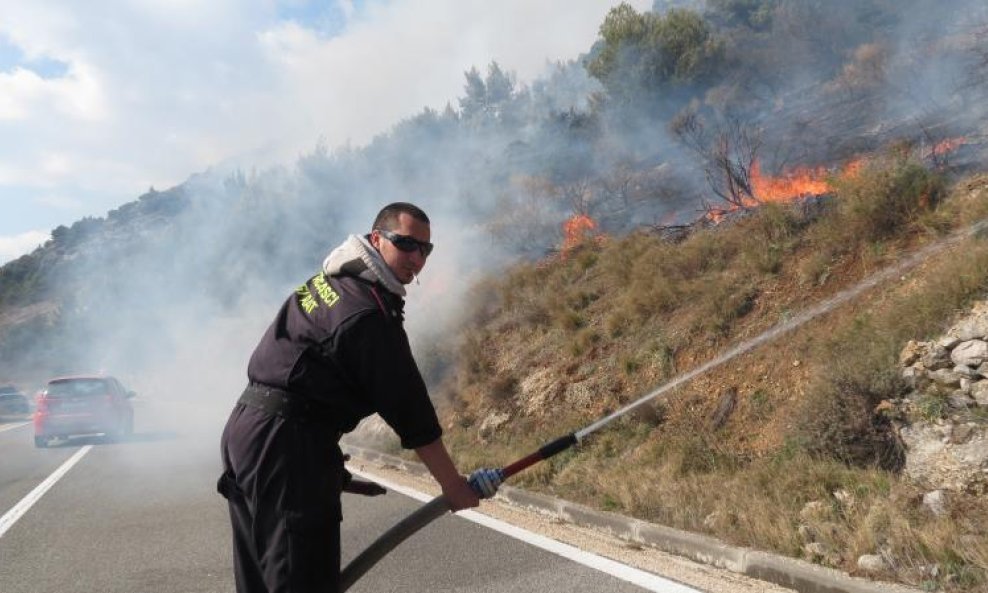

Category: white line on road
[0, 445, 93, 539]
[350, 468, 701, 593]
[0, 421, 30, 433]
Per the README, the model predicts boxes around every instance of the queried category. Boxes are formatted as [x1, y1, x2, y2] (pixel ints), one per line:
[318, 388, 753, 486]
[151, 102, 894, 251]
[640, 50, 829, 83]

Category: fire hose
[339, 433, 577, 591]
[340, 217, 988, 591]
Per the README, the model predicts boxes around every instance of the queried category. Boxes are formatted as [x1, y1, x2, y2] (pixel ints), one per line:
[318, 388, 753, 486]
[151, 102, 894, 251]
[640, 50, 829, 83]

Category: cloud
[0, 63, 105, 121]
[257, 0, 649, 151]
[0, 0, 651, 260]
[0, 230, 49, 264]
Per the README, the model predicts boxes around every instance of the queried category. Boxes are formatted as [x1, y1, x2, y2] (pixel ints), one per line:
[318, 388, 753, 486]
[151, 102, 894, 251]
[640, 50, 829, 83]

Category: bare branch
[673, 110, 763, 210]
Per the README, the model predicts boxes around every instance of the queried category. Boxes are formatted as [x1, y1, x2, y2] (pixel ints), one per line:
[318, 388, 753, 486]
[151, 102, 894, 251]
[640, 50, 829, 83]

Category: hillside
[419, 161, 988, 592]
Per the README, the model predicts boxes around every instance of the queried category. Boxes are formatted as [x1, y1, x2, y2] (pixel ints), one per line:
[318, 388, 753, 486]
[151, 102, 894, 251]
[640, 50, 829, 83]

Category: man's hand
[341, 453, 386, 496]
[413, 438, 480, 512]
[468, 468, 504, 499]
[441, 476, 480, 512]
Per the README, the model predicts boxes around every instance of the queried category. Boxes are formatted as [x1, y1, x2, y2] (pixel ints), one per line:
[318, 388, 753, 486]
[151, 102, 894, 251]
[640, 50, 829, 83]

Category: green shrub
[587, 3, 726, 101]
[829, 152, 945, 246]
[916, 395, 948, 421]
[795, 313, 908, 470]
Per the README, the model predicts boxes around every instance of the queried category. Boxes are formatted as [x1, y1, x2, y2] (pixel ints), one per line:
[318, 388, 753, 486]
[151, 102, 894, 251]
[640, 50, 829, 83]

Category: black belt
[238, 384, 340, 431]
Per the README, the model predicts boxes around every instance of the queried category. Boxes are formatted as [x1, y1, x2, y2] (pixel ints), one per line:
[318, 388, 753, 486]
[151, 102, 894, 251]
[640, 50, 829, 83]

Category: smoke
[4, 0, 988, 472]
[717, 0, 988, 171]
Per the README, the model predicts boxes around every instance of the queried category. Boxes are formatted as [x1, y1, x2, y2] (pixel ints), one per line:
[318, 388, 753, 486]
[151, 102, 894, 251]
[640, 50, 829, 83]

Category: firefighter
[218, 202, 498, 592]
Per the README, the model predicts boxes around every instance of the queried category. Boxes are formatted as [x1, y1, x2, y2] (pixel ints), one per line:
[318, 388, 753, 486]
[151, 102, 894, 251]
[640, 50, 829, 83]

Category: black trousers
[218, 403, 345, 593]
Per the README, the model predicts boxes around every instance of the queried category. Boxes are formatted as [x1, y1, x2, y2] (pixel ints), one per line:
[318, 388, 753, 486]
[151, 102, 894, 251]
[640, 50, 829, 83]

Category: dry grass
[434, 159, 988, 591]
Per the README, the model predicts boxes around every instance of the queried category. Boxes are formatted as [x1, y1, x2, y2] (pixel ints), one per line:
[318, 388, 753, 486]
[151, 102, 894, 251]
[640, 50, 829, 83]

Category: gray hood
[322, 234, 406, 297]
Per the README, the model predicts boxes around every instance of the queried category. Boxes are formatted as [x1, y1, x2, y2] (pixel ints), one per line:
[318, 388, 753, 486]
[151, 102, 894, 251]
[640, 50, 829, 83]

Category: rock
[803, 542, 840, 566]
[950, 339, 988, 367]
[972, 381, 988, 406]
[478, 410, 511, 441]
[923, 490, 948, 517]
[947, 392, 972, 410]
[900, 340, 923, 366]
[799, 500, 829, 522]
[930, 368, 962, 387]
[804, 542, 828, 556]
[901, 390, 921, 401]
[833, 488, 854, 509]
[938, 336, 962, 350]
[901, 423, 988, 491]
[857, 554, 887, 572]
[902, 367, 933, 391]
[709, 388, 737, 431]
[921, 345, 952, 370]
[952, 318, 988, 341]
[950, 424, 975, 445]
[898, 303, 988, 492]
[874, 400, 895, 415]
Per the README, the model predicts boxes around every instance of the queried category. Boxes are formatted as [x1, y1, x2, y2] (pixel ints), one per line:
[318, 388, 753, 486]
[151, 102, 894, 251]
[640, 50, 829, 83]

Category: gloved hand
[344, 478, 387, 496]
[467, 467, 505, 499]
[341, 453, 387, 496]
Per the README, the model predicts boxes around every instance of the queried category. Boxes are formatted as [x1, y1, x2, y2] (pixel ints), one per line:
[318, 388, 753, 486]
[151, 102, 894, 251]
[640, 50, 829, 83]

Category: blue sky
[0, 0, 650, 264]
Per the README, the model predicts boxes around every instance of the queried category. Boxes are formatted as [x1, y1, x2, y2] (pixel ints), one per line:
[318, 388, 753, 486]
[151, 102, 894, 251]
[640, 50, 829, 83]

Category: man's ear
[369, 229, 381, 250]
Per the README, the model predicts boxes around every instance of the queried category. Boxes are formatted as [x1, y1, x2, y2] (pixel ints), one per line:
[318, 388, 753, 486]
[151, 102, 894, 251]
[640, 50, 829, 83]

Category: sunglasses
[376, 229, 434, 257]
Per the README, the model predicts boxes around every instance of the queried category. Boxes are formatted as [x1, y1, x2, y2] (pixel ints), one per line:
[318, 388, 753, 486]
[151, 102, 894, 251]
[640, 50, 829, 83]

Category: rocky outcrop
[893, 301, 988, 495]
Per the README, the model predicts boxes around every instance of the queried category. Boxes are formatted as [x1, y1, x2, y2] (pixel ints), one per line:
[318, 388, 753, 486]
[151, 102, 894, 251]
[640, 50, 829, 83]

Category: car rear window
[46, 379, 111, 398]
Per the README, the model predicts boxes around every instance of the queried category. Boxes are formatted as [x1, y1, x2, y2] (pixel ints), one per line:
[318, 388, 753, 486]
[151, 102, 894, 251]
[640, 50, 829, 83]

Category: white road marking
[0, 421, 29, 433]
[0, 445, 93, 539]
[350, 468, 701, 593]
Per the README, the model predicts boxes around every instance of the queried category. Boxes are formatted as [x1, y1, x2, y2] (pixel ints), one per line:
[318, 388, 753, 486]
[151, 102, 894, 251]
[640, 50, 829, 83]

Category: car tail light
[35, 395, 49, 415]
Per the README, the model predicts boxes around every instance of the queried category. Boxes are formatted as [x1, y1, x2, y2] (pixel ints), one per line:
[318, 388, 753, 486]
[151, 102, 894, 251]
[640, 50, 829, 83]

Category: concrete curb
[343, 444, 923, 593]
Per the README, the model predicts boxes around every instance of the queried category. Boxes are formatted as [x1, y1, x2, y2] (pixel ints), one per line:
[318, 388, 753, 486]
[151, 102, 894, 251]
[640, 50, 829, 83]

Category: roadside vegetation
[430, 157, 988, 592]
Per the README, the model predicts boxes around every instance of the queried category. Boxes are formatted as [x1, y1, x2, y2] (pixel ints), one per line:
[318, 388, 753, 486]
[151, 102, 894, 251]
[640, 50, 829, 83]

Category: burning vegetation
[560, 214, 605, 258]
[442, 150, 988, 591]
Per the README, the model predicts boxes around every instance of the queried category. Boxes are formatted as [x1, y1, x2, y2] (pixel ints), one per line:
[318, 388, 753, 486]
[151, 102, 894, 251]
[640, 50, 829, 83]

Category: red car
[34, 375, 136, 448]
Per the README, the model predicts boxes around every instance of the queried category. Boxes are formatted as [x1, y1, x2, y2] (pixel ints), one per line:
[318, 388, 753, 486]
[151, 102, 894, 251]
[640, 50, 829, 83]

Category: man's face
[370, 212, 431, 285]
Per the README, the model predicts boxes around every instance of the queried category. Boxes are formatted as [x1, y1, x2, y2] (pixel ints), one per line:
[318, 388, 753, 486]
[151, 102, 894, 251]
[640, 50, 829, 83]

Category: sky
[0, 0, 653, 265]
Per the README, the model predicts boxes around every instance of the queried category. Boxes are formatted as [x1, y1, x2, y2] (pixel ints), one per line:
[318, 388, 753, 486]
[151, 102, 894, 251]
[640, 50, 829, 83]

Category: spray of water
[575, 218, 988, 441]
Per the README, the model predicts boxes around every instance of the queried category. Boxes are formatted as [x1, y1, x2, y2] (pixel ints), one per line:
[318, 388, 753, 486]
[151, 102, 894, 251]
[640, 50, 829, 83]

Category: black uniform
[218, 270, 442, 593]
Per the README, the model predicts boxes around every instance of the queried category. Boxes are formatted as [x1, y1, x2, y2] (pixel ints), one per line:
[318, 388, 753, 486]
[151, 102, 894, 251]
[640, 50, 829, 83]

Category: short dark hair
[372, 202, 430, 231]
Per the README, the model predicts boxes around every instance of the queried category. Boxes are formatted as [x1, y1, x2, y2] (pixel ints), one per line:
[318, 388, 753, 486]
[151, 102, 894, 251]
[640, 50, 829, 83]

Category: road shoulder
[344, 444, 799, 593]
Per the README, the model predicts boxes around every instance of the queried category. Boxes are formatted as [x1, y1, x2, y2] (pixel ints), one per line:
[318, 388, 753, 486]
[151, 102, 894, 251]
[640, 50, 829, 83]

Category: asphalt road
[0, 406, 702, 593]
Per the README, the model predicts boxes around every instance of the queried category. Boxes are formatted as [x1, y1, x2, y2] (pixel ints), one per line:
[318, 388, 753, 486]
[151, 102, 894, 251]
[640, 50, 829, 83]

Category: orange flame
[705, 208, 729, 225]
[928, 136, 966, 159]
[561, 214, 602, 257]
[750, 161, 831, 203]
[703, 138, 967, 224]
[705, 161, 835, 223]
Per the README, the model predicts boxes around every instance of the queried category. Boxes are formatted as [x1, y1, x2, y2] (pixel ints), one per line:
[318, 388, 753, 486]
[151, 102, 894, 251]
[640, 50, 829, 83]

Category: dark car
[0, 385, 30, 416]
[34, 375, 135, 448]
